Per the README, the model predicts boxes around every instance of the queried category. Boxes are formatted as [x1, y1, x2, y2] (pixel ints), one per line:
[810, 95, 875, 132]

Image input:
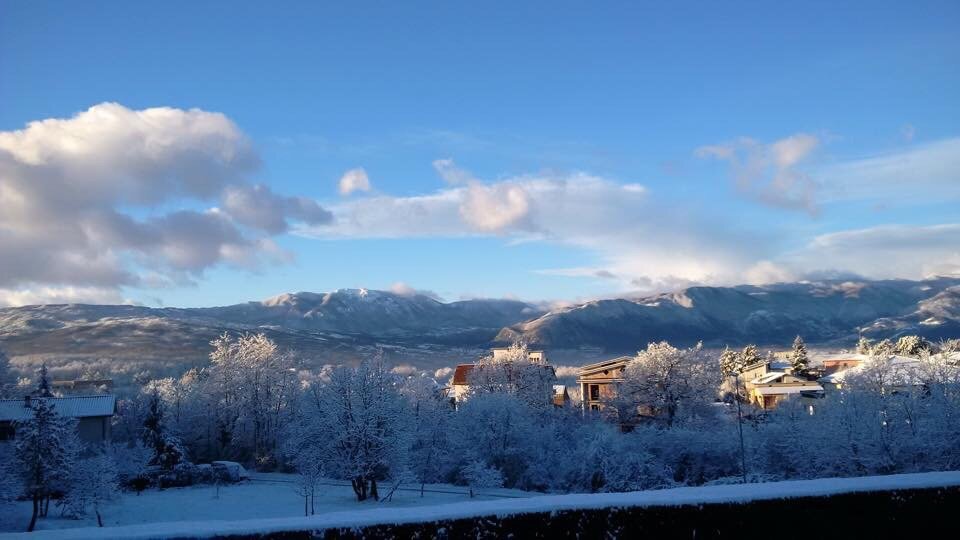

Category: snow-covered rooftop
[0, 395, 116, 422]
[753, 384, 823, 396]
[750, 372, 787, 385]
[818, 354, 925, 385]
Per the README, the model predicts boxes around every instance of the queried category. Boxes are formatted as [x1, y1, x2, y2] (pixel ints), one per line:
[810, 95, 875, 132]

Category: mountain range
[1, 278, 958, 380]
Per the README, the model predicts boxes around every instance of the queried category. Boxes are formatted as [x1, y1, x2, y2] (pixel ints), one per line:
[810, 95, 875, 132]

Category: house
[490, 347, 549, 364]
[448, 348, 555, 407]
[450, 364, 475, 405]
[552, 385, 570, 407]
[0, 395, 117, 445]
[51, 378, 114, 395]
[818, 354, 924, 392]
[576, 356, 632, 412]
[820, 354, 870, 375]
[746, 372, 824, 409]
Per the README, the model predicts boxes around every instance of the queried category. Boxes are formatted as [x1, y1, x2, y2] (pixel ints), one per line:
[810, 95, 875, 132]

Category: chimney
[24, 395, 32, 408]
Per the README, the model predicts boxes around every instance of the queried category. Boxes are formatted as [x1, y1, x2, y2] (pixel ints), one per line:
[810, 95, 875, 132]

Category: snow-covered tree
[111, 441, 153, 493]
[208, 332, 300, 464]
[142, 390, 186, 470]
[467, 342, 556, 411]
[13, 398, 80, 531]
[791, 335, 809, 373]
[739, 344, 763, 367]
[894, 335, 932, 357]
[450, 392, 539, 489]
[291, 447, 324, 516]
[939, 338, 960, 354]
[460, 459, 503, 498]
[872, 338, 894, 357]
[292, 352, 409, 501]
[66, 447, 119, 527]
[35, 363, 54, 397]
[856, 336, 873, 355]
[0, 347, 14, 398]
[401, 375, 454, 496]
[718, 346, 744, 375]
[611, 342, 718, 427]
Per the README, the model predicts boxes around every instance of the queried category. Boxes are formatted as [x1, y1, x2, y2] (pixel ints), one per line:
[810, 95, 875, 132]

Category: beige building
[576, 356, 632, 412]
[0, 395, 117, 445]
[746, 372, 823, 409]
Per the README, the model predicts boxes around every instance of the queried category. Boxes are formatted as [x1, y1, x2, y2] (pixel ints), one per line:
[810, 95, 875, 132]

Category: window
[590, 404, 600, 411]
[589, 384, 600, 401]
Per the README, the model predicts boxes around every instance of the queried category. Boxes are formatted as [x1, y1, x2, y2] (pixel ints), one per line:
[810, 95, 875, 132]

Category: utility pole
[735, 373, 747, 484]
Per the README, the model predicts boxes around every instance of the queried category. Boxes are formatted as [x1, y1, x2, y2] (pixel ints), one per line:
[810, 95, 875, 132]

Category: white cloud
[389, 282, 441, 300]
[460, 181, 532, 233]
[697, 133, 820, 213]
[0, 103, 331, 306]
[222, 184, 331, 233]
[817, 138, 960, 204]
[0, 286, 129, 307]
[788, 223, 960, 280]
[338, 168, 372, 196]
[300, 165, 782, 294]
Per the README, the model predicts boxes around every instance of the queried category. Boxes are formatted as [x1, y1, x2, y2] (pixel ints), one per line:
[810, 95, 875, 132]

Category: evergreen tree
[719, 346, 744, 376]
[142, 391, 185, 470]
[894, 335, 931, 357]
[740, 344, 763, 367]
[856, 336, 873, 355]
[35, 364, 53, 397]
[791, 336, 809, 373]
[0, 347, 13, 399]
[14, 398, 79, 531]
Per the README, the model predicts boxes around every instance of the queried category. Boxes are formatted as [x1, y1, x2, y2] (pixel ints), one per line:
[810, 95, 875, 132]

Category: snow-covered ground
[0, 473, 536, 536]
[2, 471, 958, 540]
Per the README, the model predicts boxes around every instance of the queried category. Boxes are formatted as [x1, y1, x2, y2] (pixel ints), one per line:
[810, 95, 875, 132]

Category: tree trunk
[304, 495, 308, 517]
[27, 496, 39, 532]
[351, 477, 367, 501]
[370, 478, 379, 501]
[96, 508, 103, 528]
[420, 482, 425, 498]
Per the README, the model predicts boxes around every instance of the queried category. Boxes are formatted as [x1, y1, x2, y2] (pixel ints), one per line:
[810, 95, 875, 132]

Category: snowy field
[2, 471, 958, 540]
[0, 473, 537, 536]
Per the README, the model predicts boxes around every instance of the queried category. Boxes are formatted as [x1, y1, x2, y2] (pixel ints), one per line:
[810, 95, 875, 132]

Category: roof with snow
[0, 395, 117, 422]
[751, 372, 788, 385]
[818, 354, 925, 385]
[753, 384, 823, 396]
[578, 356, 632, 378]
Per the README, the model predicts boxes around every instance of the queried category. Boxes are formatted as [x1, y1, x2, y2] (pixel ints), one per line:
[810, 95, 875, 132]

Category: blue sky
[1, 1, 958, 307]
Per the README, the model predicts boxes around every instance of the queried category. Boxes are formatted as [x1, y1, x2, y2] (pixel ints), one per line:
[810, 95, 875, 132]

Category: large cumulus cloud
[0, 103, 331, 305]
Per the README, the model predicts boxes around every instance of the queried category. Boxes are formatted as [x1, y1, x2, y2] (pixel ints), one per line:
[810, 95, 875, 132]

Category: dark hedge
[199, 485, 958, 540]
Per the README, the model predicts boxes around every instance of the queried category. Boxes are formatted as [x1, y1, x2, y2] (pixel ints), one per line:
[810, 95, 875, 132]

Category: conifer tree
[142, 391, 185, 470]
[740, 344, 763, 367]
[35, 364, 53, 397]
[14, 399, 79, 531]
[0, 347, 12, 398]
[719, 346, 743, 376]
[791, 335, 809, 373]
